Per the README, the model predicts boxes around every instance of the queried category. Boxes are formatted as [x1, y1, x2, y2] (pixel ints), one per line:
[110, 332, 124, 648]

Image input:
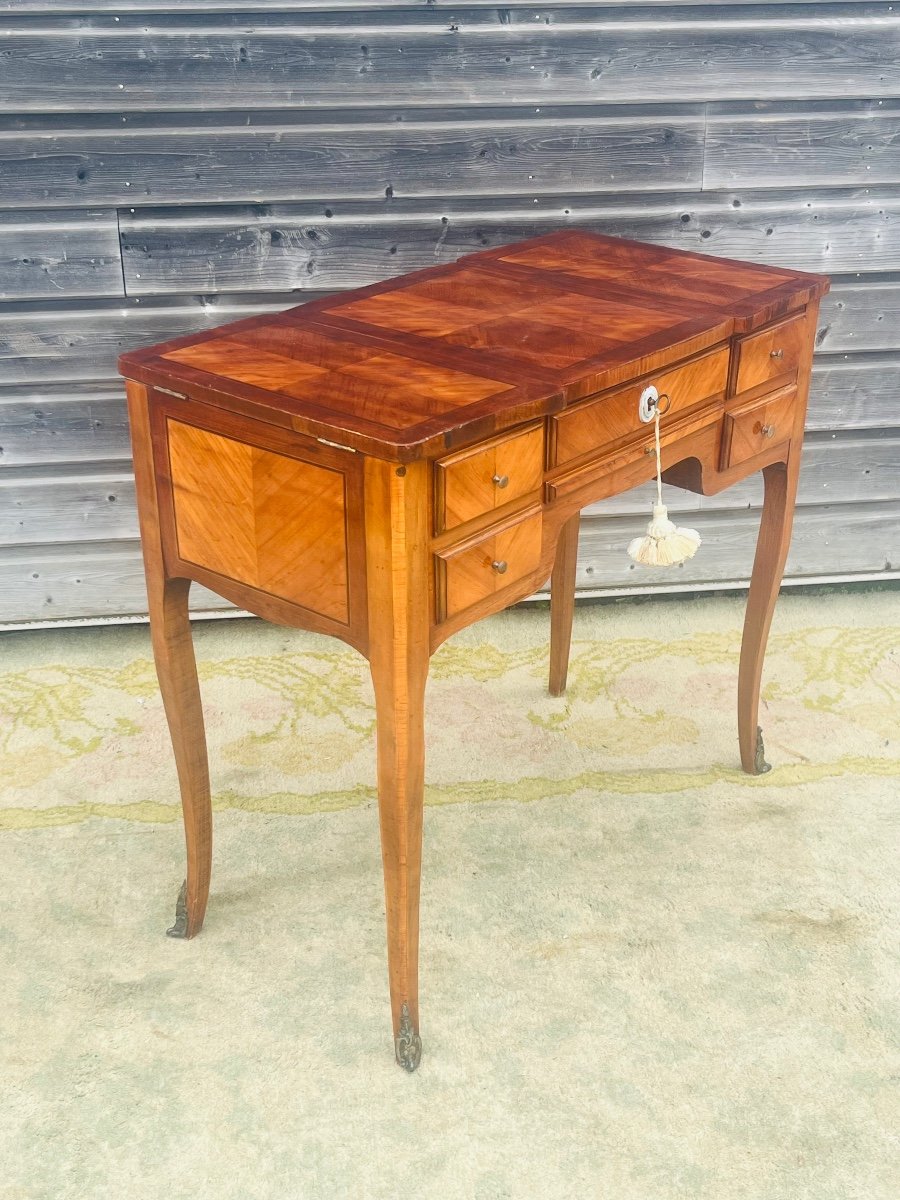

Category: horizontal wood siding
[1, 3, 898, 624]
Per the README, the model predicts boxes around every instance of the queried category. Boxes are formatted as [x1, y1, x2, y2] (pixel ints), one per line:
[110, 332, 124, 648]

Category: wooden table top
[119, 230, 828, 461]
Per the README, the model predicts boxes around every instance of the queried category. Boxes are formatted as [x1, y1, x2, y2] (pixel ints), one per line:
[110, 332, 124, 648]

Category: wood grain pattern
[166, 419, 350, 622]
[4, 13, 898, 111]
[548, 512, 580, 697]
[434, 422, 544, 533]
[437, 509, 543, 621]
[551, 345, 730, 467]
[705, 102, 900, 189]
[721, 387, 797, 471]
[0, 207, 122, 301]
[0, 111, 704, 210]
[120, 231, 825, 461]
[364, 455, 430, 1068]
[733, 313, 807, 395]
[125, 380, 211, 939]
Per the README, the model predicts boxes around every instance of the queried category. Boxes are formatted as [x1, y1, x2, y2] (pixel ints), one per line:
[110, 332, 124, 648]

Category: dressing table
[119, 230, 829, 1070]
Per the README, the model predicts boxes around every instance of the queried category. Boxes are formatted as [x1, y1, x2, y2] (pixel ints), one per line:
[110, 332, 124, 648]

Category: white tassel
[627, 502, 701, 566]
[627, 397, 702, 568]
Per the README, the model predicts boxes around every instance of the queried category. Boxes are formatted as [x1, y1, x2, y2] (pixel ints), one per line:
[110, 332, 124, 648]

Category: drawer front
[551, 346, 729, 467]
[721, 387, 797, 470]
[734, 313, 807, 395]
[437, 511, 543, 620]
[435, 423, 544, 532]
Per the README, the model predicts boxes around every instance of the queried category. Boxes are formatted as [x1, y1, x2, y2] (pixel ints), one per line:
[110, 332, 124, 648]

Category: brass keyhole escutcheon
[492, 473, 509, 488]
[491, 560, 508, 574]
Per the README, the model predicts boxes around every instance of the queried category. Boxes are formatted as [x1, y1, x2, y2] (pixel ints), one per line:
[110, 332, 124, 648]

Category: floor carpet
[1, 592, 898, 1199]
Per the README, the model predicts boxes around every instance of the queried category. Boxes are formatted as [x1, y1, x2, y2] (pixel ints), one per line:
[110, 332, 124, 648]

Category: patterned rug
[1, 592, 898, 1198]
[2, 592, 897, 831]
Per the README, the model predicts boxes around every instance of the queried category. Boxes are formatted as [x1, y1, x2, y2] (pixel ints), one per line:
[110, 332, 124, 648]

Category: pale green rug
[1, 592, 898, 1199]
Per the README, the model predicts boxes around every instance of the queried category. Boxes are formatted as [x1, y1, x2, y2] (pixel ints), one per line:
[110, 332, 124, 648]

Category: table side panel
[147, 392, 368, 645]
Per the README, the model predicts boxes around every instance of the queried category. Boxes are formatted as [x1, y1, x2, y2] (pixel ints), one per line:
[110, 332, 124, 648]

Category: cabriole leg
[549, 512, 580, 697]
[126, 381, 212, 938]
[738, 457, 800, 775]
[365, 458, 430, 1070]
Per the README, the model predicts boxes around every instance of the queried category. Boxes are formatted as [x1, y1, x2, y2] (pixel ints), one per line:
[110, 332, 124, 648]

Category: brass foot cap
[166, 880, 189, 938]
[395, 1002, 422, 1072]
[754, 726, 772, 775]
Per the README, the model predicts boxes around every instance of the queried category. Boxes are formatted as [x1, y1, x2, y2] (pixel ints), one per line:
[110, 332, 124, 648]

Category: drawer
[733, 313, 807, 395]
[721, 387, 797, 470]
[434, 423, 544, 532]
[551, 345, 729, 467]
[436, 510, 543, 620]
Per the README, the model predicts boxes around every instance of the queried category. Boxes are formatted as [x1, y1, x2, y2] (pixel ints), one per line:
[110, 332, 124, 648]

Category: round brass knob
[761, 423, 776, 438]
[492, 473, 509, 489]
[770, 348, 784, 359]
[491, 560, 508, 574]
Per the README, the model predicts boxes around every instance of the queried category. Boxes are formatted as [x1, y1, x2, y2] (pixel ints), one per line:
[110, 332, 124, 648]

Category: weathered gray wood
[818, 280, 900, 353]
[0, 384, 130, 465]
[0, 466, 137, 546]
[119, 187, 900, 295]
[0, 208, 122, 301]
[808, 354, 900, 428]
[3, 10, 898, 110]
[0, 283, 895, 397]
[705, 101, 900, 189]
[1, 4, 898, 625]
[1, 1, 885, 11]
[3, 432, 893, 549]
[0, 354, 890, 474]
[2, 502, 896, 627]
[0, 296, 293, 384]
[0, 108, 705, 208]
[574, 501, 900, 591]
[583, 432, 900, 516]
[0, 541, 226, 625]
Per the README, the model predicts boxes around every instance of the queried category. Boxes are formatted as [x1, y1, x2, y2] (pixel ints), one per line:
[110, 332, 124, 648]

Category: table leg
[738, 456, 800, 775]
[150, 578, 213, 938]
[549, 512, 580, 696]
[126, 382, 212, 938]
[365, 458, 430, 1070]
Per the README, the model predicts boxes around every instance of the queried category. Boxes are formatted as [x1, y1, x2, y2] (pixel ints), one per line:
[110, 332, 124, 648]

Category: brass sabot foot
[166, 880, 189, 938]
[395, 1002, 423, 1072]
[754, 726, 772, 775]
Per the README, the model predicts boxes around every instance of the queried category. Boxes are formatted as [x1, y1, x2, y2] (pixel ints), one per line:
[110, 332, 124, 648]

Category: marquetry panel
[328, 262, 687, 374]
[435, 423, 544, 532]
[496, 231, 794, 307]
[119, 230, 827, 464]
[733, 313, 807, 395]
[437, 511, 543, 620]
[162, 322, 513, 434]
[166, 418, 349, 621]
[551, 346, 730, 467]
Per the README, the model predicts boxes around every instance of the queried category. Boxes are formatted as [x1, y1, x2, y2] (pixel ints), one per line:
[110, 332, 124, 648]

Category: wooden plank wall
[1, 2, 898, 624]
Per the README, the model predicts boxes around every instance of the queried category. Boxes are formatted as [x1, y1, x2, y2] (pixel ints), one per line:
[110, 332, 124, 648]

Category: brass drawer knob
[770, 348, 784, 359]
[761, 423, 776, 438]
[491, 473, 509, 488]
[491, 559, 508, 574]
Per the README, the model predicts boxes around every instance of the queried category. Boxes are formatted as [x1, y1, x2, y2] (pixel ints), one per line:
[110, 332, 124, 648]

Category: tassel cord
[653, 405, 663, 507]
